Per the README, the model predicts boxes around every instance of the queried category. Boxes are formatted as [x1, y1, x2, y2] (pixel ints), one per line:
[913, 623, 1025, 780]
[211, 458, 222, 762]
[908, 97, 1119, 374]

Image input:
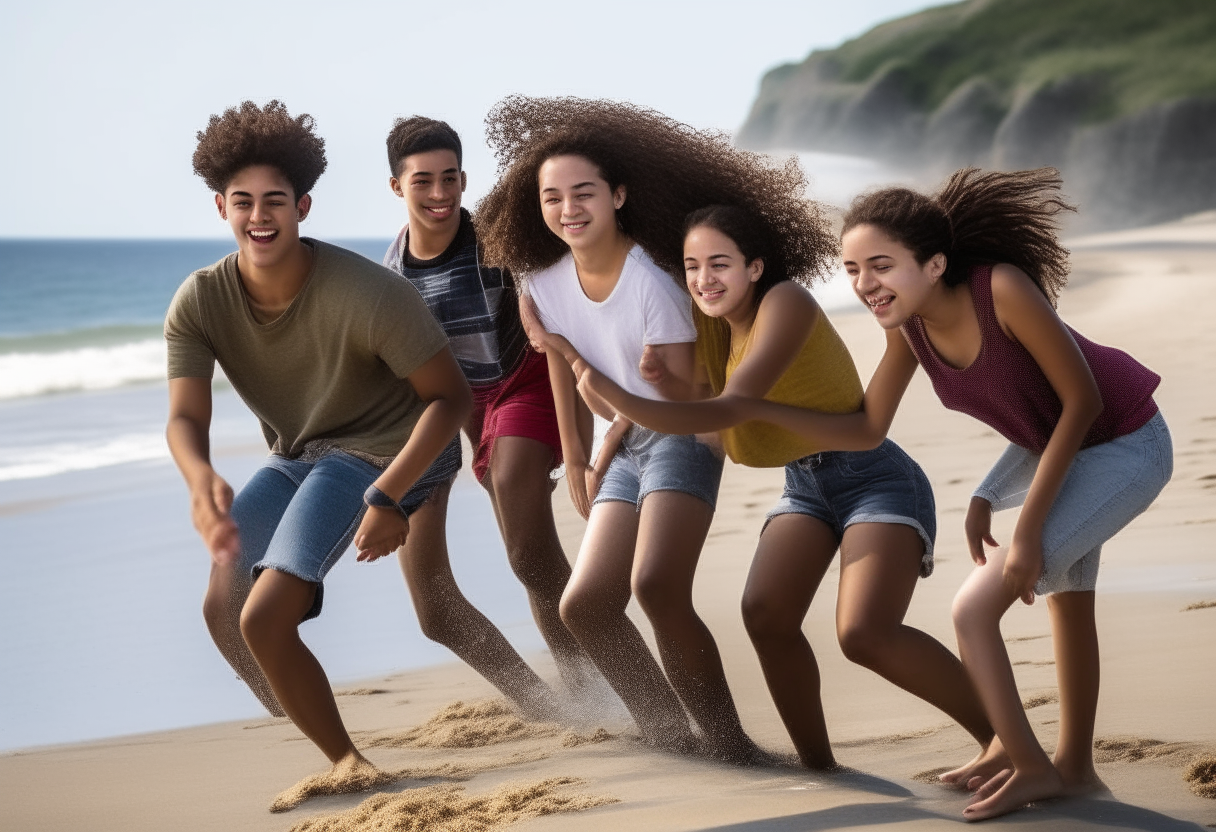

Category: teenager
[165, 101, 552, 785]
[381, 116, 592, 692]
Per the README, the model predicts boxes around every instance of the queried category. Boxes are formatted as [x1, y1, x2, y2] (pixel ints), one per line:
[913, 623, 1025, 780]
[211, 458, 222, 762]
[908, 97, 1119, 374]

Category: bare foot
[963, 766, 1064, 822]
[702, 734, 776, 767]
[941, 736, 1011, 790]
[270, 751, 396, 812]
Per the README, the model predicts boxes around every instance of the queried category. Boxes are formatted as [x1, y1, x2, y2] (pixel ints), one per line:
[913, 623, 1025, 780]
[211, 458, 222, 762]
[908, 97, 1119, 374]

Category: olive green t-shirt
[164, 239, 450, 465]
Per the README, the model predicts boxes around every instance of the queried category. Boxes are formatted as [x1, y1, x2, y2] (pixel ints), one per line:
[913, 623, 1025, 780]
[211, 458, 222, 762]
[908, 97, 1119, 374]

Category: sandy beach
[2, 214, 1214, 831]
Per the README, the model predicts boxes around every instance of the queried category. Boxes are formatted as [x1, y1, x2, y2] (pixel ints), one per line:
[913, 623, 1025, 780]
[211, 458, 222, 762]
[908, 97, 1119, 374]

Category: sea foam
[0, 338, 167, 399]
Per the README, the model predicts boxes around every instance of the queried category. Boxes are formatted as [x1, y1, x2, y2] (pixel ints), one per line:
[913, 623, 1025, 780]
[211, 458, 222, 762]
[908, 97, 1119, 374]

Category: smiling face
[842, 223, 944, 329]
[216, 164, 309, 272]
[683, 224, 763, 323]
[391, 148, 466, 238]
[537, 154, 625, 254]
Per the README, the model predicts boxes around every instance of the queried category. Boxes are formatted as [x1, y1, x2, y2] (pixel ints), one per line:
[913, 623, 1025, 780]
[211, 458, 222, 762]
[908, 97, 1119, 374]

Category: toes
[970, 768, 1013, 802]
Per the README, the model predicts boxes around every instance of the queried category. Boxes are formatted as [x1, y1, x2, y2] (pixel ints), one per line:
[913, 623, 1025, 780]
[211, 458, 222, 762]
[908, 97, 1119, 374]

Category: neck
[915, 280, 972, 334]
[237, 239, 313, 320]
[407, 213, 461, 261]
[571, 231, 633, 286]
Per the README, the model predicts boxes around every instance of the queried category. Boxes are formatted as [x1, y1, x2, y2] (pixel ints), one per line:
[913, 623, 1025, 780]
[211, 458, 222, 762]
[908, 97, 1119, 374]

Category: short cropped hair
[192, 100, 327, 198]
[386, 116, 463, 179]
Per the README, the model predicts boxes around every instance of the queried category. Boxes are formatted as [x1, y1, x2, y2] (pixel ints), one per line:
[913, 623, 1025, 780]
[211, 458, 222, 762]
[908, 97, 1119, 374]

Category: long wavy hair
[843, 167, 1076, 305]
[475, 96, 837, 288]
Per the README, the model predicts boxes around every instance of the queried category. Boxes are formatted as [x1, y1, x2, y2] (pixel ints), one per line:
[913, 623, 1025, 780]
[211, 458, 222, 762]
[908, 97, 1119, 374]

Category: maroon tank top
[902, 265, 1159, 454]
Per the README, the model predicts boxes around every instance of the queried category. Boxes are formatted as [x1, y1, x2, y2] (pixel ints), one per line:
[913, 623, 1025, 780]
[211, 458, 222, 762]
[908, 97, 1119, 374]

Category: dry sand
[3, 214, 1215, 831]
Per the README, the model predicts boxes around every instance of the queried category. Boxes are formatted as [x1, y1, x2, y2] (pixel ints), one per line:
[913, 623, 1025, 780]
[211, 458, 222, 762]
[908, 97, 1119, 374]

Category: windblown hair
[475, 96, 837, 286]
[386, 116, 463, 178]
[843, 167, 1076, 305]
[192, 100, 326, 198]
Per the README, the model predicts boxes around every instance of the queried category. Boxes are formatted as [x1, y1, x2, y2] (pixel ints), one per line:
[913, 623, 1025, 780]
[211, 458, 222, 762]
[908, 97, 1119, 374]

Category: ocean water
[0, 151, 896, 752]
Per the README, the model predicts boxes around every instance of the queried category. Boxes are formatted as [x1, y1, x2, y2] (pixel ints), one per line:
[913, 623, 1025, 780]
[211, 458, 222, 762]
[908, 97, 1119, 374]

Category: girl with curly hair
[477, 97, 775, 760]
[540, 199, 997, 772]
[750, 168, 1172, 820]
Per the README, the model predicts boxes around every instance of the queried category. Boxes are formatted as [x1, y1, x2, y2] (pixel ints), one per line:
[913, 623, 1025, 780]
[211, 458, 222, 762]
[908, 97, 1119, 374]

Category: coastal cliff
[738, 0, 1216, 229]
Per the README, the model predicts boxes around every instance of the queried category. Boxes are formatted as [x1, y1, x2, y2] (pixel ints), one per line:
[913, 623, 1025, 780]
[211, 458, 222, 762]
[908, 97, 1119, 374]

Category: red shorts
[469, 349, 562, 483]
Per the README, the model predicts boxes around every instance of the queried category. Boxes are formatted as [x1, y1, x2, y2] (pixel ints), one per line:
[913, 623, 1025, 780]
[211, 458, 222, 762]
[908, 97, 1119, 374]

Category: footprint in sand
[1093, 736, 1199, 764]
[1022, 690, 1059, 709]
[281, 777, 617, 832]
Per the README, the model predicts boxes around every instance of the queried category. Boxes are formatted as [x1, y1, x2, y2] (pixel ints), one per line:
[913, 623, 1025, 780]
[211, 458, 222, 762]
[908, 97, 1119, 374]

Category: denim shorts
[766, 439, 937, 578]
[593, 425, 724, 510]
[231, 438, 461, 621]
[973, 410, 1173, 595]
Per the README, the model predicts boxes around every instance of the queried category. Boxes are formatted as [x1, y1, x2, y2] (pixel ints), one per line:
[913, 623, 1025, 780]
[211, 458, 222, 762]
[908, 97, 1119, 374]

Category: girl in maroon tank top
[747, 168, 1172, 821]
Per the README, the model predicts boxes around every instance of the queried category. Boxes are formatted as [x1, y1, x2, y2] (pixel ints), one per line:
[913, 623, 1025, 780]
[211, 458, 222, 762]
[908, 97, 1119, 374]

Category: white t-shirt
[527, 246, 695, 400]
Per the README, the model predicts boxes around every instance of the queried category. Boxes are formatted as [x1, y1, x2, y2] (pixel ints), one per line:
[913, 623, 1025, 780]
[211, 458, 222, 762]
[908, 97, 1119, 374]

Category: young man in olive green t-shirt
[165, 101, 553, 786]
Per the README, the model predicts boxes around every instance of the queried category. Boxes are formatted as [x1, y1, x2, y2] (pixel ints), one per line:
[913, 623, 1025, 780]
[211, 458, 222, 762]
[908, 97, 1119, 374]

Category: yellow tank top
[700, 306, 863, 468]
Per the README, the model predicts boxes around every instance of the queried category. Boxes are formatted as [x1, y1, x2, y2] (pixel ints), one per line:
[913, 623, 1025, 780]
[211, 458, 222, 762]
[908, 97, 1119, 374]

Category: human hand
[584, 465, 603, 505]
[638, 344, 668, 386]
[964, 497, 998, 565]
[190, 471, 239, 567]
[519, 294, 548, 353]
[566, 462, 592, 520]
[353, 506, 410, 562]
[1003, 532, 1042, 606]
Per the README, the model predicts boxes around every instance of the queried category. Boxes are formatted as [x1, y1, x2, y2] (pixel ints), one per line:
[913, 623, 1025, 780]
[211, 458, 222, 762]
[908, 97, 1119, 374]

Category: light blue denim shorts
[231, 438, 461, 621]
[973, 410, 1173, 595]
[593, 425, 724, 510]
[766, 439, 937, 578]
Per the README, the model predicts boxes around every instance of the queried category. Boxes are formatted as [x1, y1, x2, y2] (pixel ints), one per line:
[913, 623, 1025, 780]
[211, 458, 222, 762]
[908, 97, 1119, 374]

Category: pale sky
[2, 0, 939, 239]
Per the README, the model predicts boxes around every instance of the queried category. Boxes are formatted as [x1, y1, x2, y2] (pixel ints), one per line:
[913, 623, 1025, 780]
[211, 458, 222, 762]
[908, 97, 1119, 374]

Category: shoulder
[989, 262, 1053, 314]
[527, 252, 574, 295]
[312, 240, 402, 287]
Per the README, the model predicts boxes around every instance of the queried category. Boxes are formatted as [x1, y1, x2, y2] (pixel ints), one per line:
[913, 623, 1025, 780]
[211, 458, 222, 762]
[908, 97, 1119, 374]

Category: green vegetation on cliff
[811, 0, 1216, 121]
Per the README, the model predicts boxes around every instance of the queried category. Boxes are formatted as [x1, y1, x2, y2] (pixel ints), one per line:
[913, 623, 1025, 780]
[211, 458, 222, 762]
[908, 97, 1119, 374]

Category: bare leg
[741, 514, 838, 769]
[239, 568, 367, 768]
[482, 435, 591, 692]
[952, 548, 1064, 821]
[398, 481, 554, 719]
[202, 559, 284, 716]
[1046, 590, 1104, 793]
[836, 523, 993, 745]
[632, 490, 761, 762]
[559, 500, 695, 749]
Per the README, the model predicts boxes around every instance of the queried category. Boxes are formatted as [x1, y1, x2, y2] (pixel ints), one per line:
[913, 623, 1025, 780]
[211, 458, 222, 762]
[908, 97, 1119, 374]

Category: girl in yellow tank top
[535, 204, 995, 770]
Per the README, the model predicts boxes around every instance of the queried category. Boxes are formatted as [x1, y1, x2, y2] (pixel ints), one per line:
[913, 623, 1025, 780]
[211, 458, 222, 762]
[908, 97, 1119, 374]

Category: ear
[613, 184, 626, 210]
[296, 193, 312, 222]
[215, 193, 226, 220]
[460, 171, 468, 193]
[926, 252, 947, 283]
[390, 176, 404, 198]
[748, 257, 765, 283]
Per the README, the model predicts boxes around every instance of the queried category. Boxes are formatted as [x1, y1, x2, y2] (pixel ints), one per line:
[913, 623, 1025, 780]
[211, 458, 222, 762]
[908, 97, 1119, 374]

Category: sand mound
[337, 688, 390, 697]
[911, 766, 953, 784]
[367, 700, 562, 749]
[285, 777, 617, 832]
[561, 728, 617, 748]
[1093, 736, 1197, 764]
[1182, 600, 1216, 611]
[1184, 756, 1216, 798]
[1022, 690, 1059, 709]
[272, 759, 405, 813]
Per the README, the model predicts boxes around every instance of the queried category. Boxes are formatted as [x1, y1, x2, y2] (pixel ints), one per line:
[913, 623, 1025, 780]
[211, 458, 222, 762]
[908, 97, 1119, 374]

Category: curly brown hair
[843, 167, 1076, 305]
[475, 96, 837, 286]
[192, 100, 327, 198]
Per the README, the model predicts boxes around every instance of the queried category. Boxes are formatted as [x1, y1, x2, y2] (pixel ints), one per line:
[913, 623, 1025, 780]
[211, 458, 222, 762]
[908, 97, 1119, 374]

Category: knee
[203, 575, 247, 636]
[951, 587, 991, 635]
[413, 594, 460, 646]
[741, 591, 801, 647]
[559, 582, 622, 636]
[631, 566, 687, 622]
[238, 597, 282, 655]
[836, 620, 888, 668]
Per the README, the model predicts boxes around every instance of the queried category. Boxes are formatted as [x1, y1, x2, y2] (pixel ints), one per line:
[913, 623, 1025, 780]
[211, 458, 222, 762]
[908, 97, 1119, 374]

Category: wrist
[363, 484, 410, 522]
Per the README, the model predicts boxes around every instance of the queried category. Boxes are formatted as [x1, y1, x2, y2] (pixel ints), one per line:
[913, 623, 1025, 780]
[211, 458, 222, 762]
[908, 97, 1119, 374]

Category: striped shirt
[384, 210, 527, 387]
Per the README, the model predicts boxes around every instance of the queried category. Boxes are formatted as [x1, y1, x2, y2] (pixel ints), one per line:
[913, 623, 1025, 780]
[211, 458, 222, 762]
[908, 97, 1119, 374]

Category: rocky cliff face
[737, 0, 1216, 230]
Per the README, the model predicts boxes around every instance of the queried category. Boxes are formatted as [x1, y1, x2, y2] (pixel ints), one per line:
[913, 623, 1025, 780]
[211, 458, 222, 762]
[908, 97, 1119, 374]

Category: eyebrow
[409, 167, 459, 179]
[541, 181, 597, 195]
[229, 189, 291, 198]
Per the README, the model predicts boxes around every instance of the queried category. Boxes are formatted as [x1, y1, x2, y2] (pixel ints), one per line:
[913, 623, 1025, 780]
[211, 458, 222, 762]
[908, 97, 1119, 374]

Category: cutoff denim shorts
[231, 438, 461, 621]
[766, 439, 937, 578]
[973, 410, 1173, 595]
[593, 425, 724, 511]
